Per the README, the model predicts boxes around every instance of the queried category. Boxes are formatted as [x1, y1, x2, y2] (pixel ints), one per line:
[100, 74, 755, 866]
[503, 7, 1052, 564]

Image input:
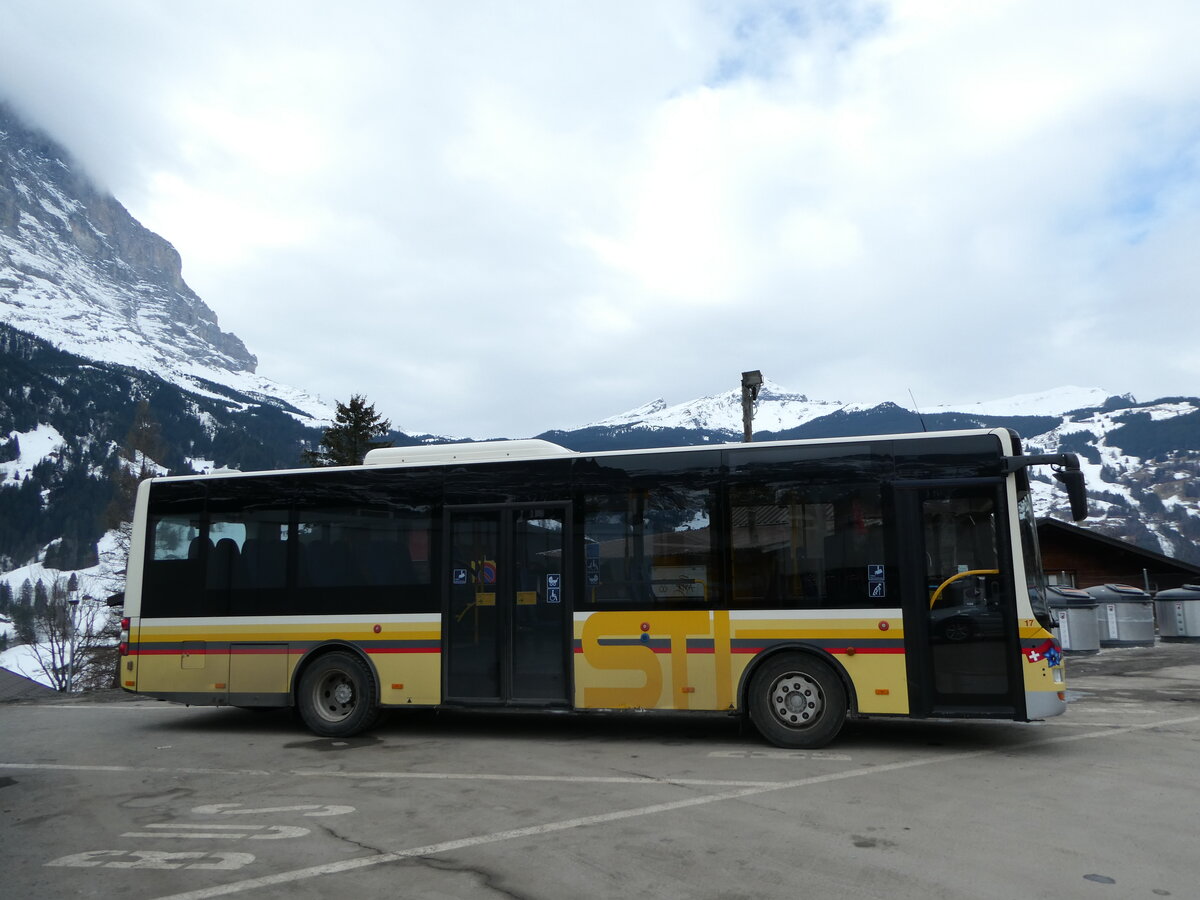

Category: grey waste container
[1046, 586, 1100, 653]
[1154, 584, 1200, 642]
[1087, 583, 1156, 647]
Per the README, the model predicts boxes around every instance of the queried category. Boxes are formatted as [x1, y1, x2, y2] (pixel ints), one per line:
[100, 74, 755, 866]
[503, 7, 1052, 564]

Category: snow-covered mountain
[0, 101, 347, 577]
[1019, 397, 1200, 561]
[577, 380, 879, 433]
[929, 387, 1118, 419]
[568, 380, 1120, 434]
[0, 101, 331, 422]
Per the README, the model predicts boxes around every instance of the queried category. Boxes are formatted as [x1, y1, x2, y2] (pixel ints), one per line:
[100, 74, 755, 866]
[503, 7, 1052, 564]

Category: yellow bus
[118, 428, 1086, 748]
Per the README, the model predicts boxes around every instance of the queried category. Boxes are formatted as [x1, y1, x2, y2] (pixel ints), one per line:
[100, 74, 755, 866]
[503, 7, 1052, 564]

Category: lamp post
[66, 595, 79, 693]
[741, 370, 764, 442]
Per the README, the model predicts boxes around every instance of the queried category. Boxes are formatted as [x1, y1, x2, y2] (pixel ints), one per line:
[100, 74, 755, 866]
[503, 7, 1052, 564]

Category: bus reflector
[875, 689, 890, 695]
[119, 617, 130, 656]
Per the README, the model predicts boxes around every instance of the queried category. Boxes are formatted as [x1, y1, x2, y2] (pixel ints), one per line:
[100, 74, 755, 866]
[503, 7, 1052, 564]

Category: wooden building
[1037, 518, 1200, 593]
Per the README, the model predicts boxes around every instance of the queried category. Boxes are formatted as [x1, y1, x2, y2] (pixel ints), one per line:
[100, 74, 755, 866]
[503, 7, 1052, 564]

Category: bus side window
[144, 515, 205, 617]
[582, 484, 717, 608]
[294, 507, 435, 614]
[729, 491, 825, 610]
[207, 513, 287, 615]
[729, 481, 886, 610]
[821, 490, 886, 607]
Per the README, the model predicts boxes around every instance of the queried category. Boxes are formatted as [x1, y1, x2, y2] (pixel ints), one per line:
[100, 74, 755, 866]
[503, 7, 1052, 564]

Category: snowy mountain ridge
[0, 101, 333, 424]
[570, 380, 1121, 435]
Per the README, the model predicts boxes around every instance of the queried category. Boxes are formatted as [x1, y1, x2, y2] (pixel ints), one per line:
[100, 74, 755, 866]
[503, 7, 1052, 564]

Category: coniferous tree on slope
[303, 394, 393, 467]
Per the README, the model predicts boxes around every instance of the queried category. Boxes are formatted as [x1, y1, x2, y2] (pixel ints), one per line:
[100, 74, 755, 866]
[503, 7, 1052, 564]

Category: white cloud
[2, 0, 1198, 437]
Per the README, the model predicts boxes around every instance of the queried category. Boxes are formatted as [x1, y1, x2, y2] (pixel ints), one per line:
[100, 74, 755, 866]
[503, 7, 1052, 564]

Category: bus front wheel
[297, 651, 379, 737]
[749, 653, 847, 749]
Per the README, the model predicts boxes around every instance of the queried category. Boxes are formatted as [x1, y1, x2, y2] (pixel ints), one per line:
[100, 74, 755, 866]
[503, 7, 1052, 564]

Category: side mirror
[1054, 468, 1088, 522]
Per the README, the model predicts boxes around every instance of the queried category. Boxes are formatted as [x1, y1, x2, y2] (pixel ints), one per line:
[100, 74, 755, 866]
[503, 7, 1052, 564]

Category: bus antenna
[908, 389, 928, 432]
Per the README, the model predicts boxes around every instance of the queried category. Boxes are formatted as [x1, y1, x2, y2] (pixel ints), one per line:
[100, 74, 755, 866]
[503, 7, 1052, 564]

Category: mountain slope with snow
[0, 101, 332, 423]
[577, 379, 881, 434]
[569, 380, 1126, 436]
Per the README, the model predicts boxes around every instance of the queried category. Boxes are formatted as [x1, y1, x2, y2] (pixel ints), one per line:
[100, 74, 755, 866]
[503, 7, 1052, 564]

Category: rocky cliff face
[0, 101, 257, 376]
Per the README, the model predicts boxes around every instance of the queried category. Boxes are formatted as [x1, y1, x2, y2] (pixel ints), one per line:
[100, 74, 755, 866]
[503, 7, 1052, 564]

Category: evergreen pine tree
[33, 578, 48, 618]
[123, 400, 167, 475]
[105, 400, 165, 531]
[0, 434, 18, 464]
[13, 579, 35, 644]
[303, 394, 393, 467]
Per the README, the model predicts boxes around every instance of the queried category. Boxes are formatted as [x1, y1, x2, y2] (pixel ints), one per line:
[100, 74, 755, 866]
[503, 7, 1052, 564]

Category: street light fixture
[741, 370, 764, 442]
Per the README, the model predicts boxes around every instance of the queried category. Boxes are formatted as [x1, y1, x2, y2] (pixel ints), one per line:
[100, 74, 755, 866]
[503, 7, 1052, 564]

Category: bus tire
[749, 653, 847, 749]
[296, 651, 379, 738]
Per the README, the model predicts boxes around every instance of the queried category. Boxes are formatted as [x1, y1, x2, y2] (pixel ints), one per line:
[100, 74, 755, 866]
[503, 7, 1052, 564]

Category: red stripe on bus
[129, 646, 441, 656]
[731, 646, 905, 654]
[571, 645, 905, 654]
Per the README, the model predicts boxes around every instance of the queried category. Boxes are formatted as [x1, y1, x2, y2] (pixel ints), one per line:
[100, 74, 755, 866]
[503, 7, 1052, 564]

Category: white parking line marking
[24, 710, 201, 715]
[0, 761, 778, 788]
[192, 803, 355, 817]
[294, 770, 782, 787]
[708, 750, 852, 760]
[122, 825, 310, 841]
[152, 715, 1200, 900]
[0, 763, 273, 776]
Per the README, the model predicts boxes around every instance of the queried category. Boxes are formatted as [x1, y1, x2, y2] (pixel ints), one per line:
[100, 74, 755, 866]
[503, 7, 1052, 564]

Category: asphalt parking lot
[3, 642, 1199, 900]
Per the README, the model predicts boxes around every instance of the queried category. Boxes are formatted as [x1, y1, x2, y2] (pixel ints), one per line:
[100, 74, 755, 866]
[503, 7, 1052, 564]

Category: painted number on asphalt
[47, 850, 255, 870]
[46, 798, 355, 875]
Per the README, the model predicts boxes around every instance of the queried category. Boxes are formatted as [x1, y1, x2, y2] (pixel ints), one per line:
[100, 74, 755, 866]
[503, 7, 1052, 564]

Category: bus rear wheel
[297, 651, 379, 737]
[749, 653, 847, 749]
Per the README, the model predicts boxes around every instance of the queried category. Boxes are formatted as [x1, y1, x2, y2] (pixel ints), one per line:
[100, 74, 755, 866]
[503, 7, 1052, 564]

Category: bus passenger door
[894, 483, 1024, 718]
[445, 506, 570, 706]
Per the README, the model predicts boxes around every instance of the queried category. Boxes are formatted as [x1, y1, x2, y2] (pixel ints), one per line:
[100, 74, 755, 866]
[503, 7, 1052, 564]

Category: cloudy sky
[2, 1, 1198, 437]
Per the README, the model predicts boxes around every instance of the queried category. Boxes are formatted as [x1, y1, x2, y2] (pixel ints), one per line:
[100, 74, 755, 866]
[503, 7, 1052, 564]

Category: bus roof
[363, 439, 575, 466]
[143, 427, 1017, 484]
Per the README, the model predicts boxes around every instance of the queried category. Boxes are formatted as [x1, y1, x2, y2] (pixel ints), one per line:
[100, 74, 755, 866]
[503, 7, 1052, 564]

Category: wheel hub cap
[770, 673, 823, 727]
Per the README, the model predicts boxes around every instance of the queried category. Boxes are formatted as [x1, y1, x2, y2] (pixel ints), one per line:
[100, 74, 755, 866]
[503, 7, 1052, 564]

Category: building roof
[0, 666, 57, 702]
[1037, 518, 1200, 576]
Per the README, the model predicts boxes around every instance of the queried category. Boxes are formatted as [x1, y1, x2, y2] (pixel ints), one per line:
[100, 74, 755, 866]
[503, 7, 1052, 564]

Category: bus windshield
[1018, 490, 1052, 627]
